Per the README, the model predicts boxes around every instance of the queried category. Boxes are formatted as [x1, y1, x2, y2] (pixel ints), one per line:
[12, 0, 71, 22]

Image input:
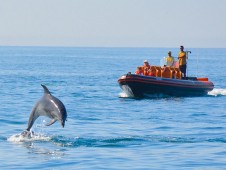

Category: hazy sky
[1, 0, 226, 47]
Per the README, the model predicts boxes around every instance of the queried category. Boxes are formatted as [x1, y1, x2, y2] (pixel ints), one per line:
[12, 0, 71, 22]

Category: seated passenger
[143, 60, 151, 76]
[161, 65, 173, 78]
[143, 68, 155, 76]
[162, 65, 166, 69]
[148, 68, 155, 76]
[161, 65, 167, 72]
[135, 66, 143, 75]
[143, 60, 151, 69]
[165, 51, 175, 67]
[144, 67, 149, 76]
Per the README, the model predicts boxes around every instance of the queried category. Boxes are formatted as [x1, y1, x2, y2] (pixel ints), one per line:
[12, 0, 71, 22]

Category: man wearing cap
[178, 46, 187, 79]
[165, 51, 175, 67]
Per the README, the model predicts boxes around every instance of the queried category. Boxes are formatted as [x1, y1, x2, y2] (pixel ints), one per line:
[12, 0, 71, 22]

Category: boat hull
[118, 74, 214, 97]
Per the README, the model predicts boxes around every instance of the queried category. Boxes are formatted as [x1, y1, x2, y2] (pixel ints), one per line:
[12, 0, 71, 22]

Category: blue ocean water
[0, 46, 226, 169]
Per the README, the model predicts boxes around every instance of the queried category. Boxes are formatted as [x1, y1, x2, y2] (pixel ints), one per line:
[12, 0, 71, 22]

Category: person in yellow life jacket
[135, 66, 144, 75]
[178, 46, 187, 79]
[143, 60, 151, 76]
[165, 51, 175, 67]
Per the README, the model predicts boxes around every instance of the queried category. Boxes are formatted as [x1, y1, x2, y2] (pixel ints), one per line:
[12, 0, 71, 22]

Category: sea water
[0, 46, 226, 169]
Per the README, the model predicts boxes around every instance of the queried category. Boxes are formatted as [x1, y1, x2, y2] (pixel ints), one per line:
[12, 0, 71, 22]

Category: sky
[0, 0, 226, 48]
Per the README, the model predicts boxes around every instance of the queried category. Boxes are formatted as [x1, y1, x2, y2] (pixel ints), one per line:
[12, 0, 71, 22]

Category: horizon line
[0, 45, 226, 49]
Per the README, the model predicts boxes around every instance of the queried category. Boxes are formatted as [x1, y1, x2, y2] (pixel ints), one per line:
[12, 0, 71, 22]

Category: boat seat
[161, 66, 173, 78]
[173, 68, 182, 79]
[169, 67, 176, 79]
[155, 66, 162, 77]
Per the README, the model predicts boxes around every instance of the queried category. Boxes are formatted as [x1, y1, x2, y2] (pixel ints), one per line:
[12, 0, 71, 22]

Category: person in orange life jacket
[161, 65, 168, 75]
[148, 68, 155, 76]
[135, 66, 144, 75]
[143, 60, 151, 76]
[178, 46, 187, 79]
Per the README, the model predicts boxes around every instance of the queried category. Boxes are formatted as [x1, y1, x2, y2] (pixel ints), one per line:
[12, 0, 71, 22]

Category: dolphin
[22, 84, 67, 137]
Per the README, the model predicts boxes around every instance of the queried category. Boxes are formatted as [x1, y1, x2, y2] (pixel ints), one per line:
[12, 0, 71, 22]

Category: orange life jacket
[143, 65, 151, 76]
[135, 70, 143, 75]
[148, 72, 155, 77]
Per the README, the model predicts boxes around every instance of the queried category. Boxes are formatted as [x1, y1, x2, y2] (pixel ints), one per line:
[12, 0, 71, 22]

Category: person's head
[168, 51, 172, 56]
[144, 60, 149, 66]
[180, 46, 184, 51]
[137, 66, 141, 70]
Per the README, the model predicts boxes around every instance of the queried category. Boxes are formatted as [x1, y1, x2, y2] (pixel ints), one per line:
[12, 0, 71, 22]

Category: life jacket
[143, 69, 149, 76]
[148, 71, 155, 77]
[144, 68, 155, 76]
[135, 70, 143, 75]
[143, 64, 151, 76]
[143, 64, 151, 70]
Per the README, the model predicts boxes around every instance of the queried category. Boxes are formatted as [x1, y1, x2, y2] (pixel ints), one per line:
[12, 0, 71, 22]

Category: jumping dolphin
[22, 84, 67, 137]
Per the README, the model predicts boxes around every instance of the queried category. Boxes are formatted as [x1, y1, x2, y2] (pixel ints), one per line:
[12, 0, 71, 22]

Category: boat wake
[119, 91, 133, 98]
[119, 91, 173, 99]
[208, 88, 226, 96]
[120, 88, 226, 98]
[119, 85, 134, 98]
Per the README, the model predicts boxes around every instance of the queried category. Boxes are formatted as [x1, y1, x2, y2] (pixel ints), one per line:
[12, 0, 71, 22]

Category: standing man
[165, 51, 175, 67]
[178, 46, 187, 79]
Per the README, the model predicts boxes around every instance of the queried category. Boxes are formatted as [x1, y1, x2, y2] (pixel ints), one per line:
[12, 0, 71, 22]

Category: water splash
[119, 91, 172, 99]
[119, 85, 134, 98]
[7, 132, 51, 143]
[119, 91, 131, 98]
[208, 88, 226, 96]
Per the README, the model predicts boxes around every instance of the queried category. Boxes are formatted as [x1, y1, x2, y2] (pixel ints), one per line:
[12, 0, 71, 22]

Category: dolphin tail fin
[45, 119, 57, 126]
[41, 84, 51, 94]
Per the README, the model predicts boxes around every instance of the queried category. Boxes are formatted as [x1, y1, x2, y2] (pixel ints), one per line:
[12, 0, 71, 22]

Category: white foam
[7, 133, 51, 143]
[208, 88, 226, 96]
[119, 91, 131, 98]
[118, 85, 134, 98]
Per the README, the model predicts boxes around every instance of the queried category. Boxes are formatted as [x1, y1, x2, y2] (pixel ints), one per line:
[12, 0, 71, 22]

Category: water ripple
[56, 135, 226, 146]
[8, 133, 226, 148]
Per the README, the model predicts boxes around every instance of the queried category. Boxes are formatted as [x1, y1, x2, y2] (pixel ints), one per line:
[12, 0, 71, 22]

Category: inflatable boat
[118, 70, 214, 97]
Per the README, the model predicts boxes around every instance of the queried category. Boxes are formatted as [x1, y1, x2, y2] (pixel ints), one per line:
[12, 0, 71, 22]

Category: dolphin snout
[61, 120, 65, 128]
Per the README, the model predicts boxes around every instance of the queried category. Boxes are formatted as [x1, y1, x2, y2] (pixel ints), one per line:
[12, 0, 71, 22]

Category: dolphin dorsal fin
[41, 84, 51, 95]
